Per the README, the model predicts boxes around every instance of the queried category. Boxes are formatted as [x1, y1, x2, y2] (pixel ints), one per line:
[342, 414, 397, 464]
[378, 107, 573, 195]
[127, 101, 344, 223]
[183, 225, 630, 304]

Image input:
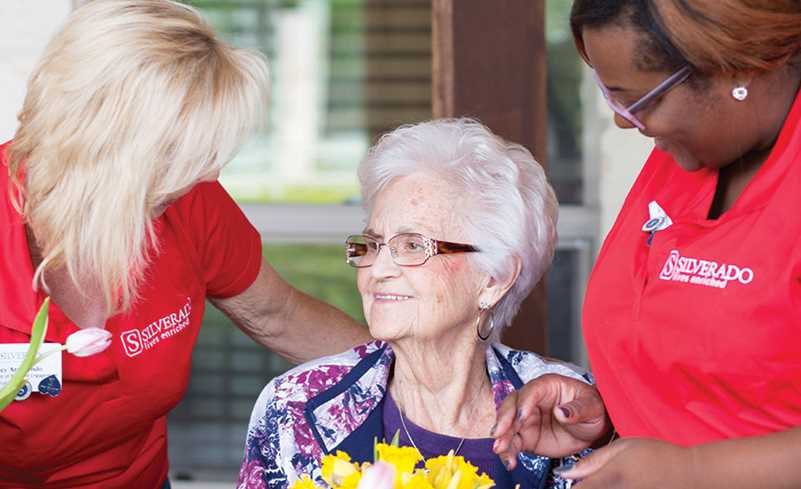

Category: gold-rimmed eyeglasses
[345, 233, 479, 268]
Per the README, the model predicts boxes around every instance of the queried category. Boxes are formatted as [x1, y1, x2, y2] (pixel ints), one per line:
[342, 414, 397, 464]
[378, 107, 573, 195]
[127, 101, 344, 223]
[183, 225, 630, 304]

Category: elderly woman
[0, 1, 366, 487]
[239, 119, 600, 489]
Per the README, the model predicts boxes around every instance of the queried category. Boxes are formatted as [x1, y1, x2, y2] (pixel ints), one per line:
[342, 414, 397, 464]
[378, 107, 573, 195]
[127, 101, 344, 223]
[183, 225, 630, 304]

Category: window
[189, 0, 431, 204]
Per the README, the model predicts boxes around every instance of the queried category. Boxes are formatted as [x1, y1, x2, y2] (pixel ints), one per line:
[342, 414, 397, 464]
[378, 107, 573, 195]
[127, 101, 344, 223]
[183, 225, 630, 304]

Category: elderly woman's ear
[477, 255, 522, 309]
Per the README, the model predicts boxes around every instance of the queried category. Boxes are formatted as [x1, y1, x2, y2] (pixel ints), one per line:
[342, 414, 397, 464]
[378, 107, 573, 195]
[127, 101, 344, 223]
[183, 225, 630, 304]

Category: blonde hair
[7, 0, 269, 315]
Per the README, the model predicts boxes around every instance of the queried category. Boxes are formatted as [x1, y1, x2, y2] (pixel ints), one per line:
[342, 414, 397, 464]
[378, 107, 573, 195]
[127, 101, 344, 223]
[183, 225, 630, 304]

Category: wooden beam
[432, 0, 548, 354]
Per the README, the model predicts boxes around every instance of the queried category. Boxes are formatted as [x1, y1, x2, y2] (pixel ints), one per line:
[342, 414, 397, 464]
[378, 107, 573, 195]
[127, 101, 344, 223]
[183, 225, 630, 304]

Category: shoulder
[246, 341, 386, 439]
[261, 341, 384, 404]
[161, 180, 261, 296]
[241, 341, 386, 486]
[166, 181, 237, 220]
[157, 181, 238, 240]
[492, 343, 592, 384]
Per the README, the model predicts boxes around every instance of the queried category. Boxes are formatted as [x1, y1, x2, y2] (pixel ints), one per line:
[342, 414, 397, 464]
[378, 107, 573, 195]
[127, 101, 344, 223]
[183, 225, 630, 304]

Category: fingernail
[492, 439, 499, 452]
[516, 409, 524, 421]
[553, 465, 571, 475]
[505, 458, 514, 471]
[490, 422, 497, 437]
[558, 406, 572, 419]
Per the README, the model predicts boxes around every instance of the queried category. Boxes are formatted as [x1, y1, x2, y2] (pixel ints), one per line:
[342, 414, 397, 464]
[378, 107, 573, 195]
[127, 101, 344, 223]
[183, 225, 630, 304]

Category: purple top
[383, 393, 514, 488]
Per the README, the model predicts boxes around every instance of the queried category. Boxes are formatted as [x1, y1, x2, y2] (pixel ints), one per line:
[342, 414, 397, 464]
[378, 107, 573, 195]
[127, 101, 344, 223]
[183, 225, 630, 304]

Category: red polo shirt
[583, 90, 801, 446]
[0, 142, 262, 487]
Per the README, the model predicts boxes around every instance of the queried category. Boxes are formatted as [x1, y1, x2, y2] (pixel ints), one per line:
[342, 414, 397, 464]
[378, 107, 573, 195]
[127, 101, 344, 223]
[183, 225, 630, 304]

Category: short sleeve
[172, 181, 263, 298]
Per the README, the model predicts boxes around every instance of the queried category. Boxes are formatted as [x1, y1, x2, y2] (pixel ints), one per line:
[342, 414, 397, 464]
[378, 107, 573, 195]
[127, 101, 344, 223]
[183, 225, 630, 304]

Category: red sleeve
[172, 181, 263, 298]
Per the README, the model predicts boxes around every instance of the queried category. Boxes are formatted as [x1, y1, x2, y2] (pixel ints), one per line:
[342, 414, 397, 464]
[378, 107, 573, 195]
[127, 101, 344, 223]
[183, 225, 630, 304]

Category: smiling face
[357, 172, 486, 344]
[582, 25, 766, 171]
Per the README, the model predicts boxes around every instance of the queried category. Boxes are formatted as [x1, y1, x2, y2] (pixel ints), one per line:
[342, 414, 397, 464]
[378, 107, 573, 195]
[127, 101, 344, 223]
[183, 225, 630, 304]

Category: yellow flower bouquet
[290, 441, 500, 489]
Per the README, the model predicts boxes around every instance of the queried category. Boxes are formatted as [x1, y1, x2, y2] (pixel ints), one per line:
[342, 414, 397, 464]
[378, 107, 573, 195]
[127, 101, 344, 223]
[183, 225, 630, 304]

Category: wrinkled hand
[492, 374, 610, 468]
[557, 438, 697, 488]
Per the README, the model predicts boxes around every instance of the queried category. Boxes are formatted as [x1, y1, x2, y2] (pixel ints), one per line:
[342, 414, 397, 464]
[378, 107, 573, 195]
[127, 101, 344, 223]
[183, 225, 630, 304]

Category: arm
[559, 426, 801, 488]
[212, 259, 371, 364]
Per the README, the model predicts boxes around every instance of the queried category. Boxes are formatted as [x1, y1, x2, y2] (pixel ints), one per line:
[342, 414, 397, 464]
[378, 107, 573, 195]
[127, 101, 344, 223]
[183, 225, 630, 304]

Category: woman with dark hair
[493, 1, 801, 487]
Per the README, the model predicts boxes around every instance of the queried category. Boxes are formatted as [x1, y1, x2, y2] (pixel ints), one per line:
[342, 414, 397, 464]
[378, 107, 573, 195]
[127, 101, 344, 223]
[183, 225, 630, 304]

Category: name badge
[642, 201, 673, 245]
[0, 343, 63, 399]
[642, 201, 673, 233]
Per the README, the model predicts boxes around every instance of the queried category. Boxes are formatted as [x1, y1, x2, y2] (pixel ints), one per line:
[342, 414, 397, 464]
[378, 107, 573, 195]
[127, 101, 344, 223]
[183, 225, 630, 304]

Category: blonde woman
[0, 1, 367, 488]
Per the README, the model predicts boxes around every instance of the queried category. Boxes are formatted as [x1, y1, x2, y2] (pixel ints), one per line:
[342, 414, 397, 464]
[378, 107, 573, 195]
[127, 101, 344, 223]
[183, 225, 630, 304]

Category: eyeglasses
[593, 65, 692, 130]
[345, 233, 479, 268]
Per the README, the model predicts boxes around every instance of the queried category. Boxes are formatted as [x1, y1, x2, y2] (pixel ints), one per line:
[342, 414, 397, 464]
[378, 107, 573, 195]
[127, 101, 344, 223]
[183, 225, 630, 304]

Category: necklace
[396, 401, 466, 456]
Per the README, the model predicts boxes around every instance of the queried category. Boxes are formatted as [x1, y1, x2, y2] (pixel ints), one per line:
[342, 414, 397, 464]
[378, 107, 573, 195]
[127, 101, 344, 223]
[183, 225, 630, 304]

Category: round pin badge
[642, 216, 665, 233]
[15, 381, 33, 401]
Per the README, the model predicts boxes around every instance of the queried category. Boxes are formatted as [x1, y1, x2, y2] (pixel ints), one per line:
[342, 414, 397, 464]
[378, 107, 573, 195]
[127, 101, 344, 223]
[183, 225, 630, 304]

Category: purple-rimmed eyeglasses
[345, 233, 479, 268]
[593, 65, 692, 130]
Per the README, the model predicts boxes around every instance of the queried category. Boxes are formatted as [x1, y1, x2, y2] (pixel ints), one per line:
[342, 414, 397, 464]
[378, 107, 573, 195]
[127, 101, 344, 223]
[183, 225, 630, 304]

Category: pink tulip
[357, 462, 395, 489]
[65, 328, 112, 357]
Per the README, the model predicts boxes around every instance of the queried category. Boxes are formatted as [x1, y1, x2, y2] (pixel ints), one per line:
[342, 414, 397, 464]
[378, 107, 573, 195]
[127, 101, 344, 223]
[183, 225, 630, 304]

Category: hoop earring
[477, 316, 494, 342]
[732, 85, 748, 101]
[476, 301, 493, 341]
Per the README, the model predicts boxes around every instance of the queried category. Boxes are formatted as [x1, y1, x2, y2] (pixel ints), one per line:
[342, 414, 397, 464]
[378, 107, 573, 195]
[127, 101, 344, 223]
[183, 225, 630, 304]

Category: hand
[556, 438, 697, 488]
[492, 373, 610, 468]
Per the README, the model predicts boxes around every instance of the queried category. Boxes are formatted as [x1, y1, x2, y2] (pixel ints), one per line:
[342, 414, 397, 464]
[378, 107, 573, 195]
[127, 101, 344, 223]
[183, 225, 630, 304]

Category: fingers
[513, 374, 560, 420]
[556, 440, 627, 480]
[549, 377, 610, 446]
[492, 390, 519, 440]
[492, 431, 516, 463]
[553, 392, 605, 426]
[492, 391, 523, 468]
[553, 393, 610, 443]
[506, 433, 524, 470]
[495, 406, 546, 469]
[493, 419, 529, 469]
[493, 432, 525, 471]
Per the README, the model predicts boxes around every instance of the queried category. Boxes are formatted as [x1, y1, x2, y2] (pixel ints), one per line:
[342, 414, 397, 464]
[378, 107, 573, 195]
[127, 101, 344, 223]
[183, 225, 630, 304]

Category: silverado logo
[659, 250, 754, 289]
[120, 297, 192, 357]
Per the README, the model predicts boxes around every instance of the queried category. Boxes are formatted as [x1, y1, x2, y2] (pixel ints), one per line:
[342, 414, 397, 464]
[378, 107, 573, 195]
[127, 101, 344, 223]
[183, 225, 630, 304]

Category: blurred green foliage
[265, 243, 365, 323]
[232, 185, 361, 205]
[203, 243, 364, 331]
[547, 0, 584, 164]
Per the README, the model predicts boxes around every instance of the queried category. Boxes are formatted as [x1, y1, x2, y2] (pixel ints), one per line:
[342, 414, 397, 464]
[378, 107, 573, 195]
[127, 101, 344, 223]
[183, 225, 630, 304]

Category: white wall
[582, 69, 653, 243]
[0, 1, 72, 142]
[598, 121, 653, 240]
